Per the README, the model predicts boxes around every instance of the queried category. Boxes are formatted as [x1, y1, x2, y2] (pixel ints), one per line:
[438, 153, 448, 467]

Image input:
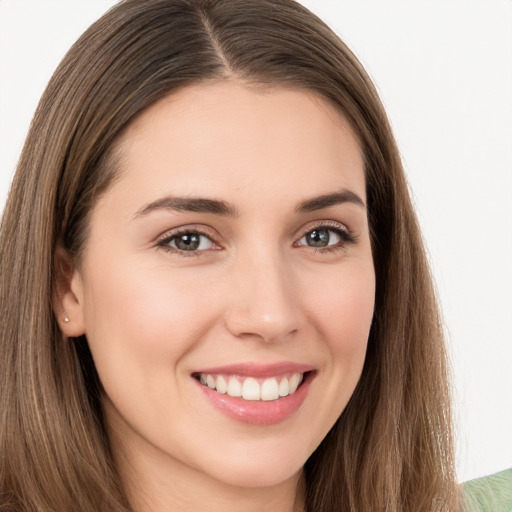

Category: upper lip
[192, 362, 315, 378]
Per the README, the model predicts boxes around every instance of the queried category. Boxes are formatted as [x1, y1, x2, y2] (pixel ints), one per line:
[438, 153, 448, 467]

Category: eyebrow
[295, 189, 366, 212]
[134, 188, 365, 219]
[134, 196, 240, 219]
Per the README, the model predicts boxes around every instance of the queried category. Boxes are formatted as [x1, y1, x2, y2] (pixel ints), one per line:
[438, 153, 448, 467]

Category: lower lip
[195, 372, 315, 426]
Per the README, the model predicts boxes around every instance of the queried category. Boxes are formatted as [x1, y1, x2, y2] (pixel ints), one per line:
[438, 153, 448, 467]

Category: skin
[56, 82, 375, 512]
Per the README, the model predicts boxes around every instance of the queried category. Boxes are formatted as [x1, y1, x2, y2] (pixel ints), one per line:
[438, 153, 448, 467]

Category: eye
[299, 228, 340, 248]
[295, 223, 355, 251]
[158, 230, 218, 253]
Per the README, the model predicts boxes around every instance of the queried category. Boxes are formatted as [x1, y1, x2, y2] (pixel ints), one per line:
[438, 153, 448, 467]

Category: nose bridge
[224, 244, 299, 342]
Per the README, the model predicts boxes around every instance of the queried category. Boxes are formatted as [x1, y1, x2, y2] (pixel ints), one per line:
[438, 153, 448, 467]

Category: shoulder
[462, 468, 512, 512]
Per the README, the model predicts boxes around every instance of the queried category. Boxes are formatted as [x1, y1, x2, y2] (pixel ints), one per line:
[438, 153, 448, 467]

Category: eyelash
[155, 227, 220, 257]
[295, 221, 356, 253]
[155, 221, 356, 257]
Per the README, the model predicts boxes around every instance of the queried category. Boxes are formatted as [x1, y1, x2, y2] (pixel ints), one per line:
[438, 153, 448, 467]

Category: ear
[53, 241, 86, 337]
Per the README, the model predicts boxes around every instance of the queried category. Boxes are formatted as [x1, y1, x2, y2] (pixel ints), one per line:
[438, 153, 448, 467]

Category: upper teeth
[198, 372, 304, 401]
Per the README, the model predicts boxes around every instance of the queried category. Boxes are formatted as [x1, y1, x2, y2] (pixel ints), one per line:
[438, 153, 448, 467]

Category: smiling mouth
[193, 372, 308, 401]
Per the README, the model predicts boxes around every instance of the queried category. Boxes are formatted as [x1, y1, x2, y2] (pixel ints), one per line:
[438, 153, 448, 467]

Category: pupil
[176, 233, 200, 251]
[307, 229, 329, 247]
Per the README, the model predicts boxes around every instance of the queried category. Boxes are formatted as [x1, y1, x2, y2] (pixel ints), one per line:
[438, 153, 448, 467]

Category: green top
[462, 468, 512, 512]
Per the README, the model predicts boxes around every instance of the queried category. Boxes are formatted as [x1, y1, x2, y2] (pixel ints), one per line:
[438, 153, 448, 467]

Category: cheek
[80, 260, 217, 379]
[292, 261, 374, 450]
[306, 262, 375, 355]
[79, 261, 224, 443]
[305, 260, 374, 415]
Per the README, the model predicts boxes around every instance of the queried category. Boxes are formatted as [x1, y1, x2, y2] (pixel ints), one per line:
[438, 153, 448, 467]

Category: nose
[223, 249, 300, 343]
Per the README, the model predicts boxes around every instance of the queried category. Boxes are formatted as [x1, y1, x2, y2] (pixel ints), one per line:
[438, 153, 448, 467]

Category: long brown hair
[0, 1, 460, 510]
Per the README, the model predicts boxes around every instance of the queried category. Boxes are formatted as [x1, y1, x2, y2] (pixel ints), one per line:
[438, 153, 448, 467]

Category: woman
[0, 0, 460, 510]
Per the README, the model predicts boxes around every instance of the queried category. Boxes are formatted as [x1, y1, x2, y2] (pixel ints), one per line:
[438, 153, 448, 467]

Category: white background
[0, 0, 510, 482]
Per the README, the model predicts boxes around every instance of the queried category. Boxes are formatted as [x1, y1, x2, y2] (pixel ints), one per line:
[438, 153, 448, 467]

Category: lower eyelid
[296, 223, 354, 245]
[156, 230, 218, 251]
[174, 234, 214, 249]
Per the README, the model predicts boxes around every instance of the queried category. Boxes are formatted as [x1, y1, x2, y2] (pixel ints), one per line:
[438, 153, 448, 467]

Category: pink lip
[193, 362, 315, 378]
[192, 364, 316, 426]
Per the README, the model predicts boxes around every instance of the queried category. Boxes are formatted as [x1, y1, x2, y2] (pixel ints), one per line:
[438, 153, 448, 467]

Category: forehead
[103, 81, 366, 213]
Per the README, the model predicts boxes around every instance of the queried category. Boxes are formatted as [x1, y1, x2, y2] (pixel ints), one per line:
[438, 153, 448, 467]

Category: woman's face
[61, 82, 375, 493]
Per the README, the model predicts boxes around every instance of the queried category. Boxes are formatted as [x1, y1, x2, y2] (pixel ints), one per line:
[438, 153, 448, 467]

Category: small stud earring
[64, 316, 70, 324]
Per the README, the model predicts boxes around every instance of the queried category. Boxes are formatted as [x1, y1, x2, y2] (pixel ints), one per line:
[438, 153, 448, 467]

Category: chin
[196, 441, 308, 489]
[210, 464, 302, 490]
